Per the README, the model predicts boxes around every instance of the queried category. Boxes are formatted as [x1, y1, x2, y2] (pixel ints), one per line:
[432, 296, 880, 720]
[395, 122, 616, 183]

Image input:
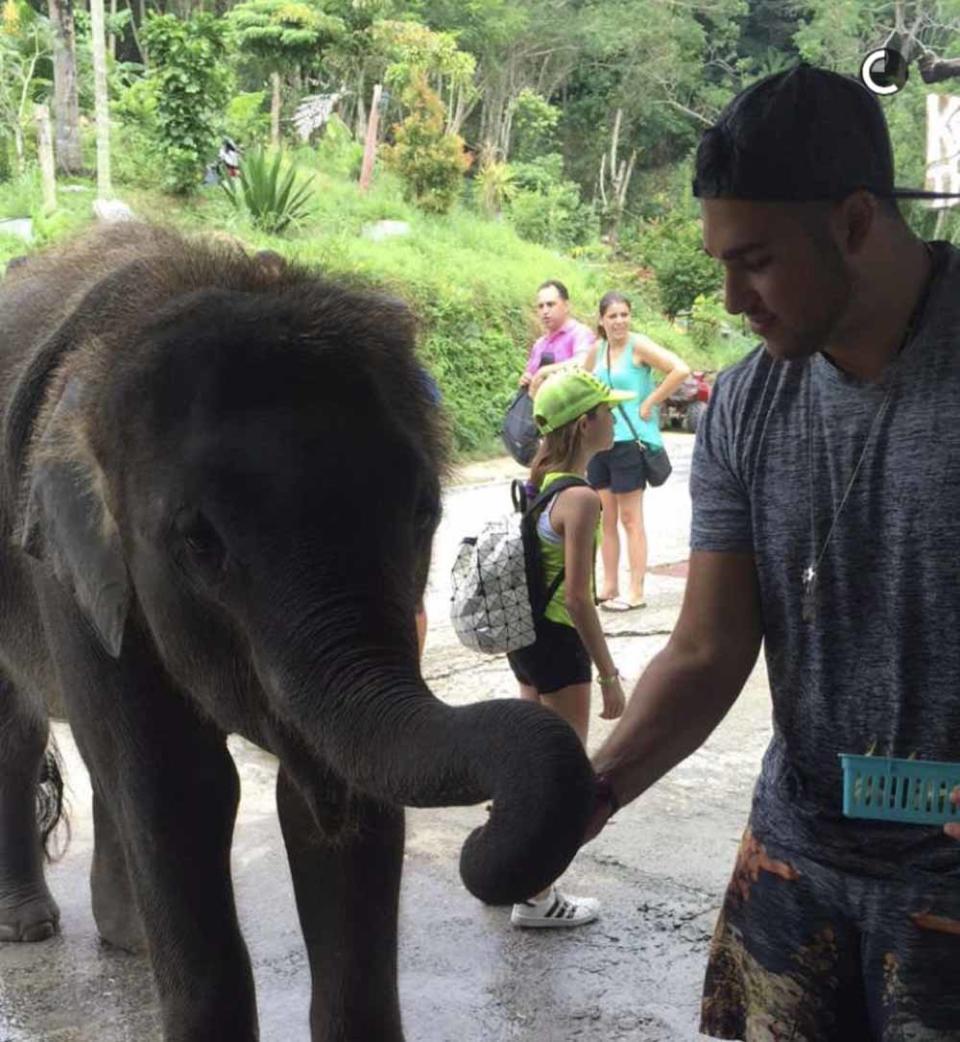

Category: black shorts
[506, 618, 591, 695]
[587, 439, 647, 494]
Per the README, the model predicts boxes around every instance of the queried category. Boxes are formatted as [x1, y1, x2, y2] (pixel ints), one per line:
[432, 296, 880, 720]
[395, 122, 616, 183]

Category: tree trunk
[478, 90, 489, 145]
[449, 85, 468, 137]
[12, 127, 25, 176]
[90, 0, 112, 198]
[358, 83, 381, 193]
[11, 38, 42, 176]
[597, 108, 639, 249]
[495, 87, 516, 159]
[35, 104, 58, 214]
[271, 71, 281, 148]
[606, 158, 635, 250]
[108, 0, 117, 59]
[136, 0, 148, 65]
[919, 55, 960, 83]
[48, 0, 84, 175]
[477, 68, 505, 149]
[482, 82, 509, 160]
[355, 72, 367, 140]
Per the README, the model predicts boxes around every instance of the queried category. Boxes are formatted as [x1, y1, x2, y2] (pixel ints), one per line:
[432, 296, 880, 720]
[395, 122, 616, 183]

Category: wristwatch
[597, 669, 620, 687]
[594, 773, 620, 817]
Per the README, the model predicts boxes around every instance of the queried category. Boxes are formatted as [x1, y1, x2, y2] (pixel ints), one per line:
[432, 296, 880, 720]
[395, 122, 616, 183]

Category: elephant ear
[20, 377, 130, 658]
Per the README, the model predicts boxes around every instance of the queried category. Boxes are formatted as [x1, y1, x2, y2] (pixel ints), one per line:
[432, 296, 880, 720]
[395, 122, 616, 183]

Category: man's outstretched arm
[590, 550, 763, 830]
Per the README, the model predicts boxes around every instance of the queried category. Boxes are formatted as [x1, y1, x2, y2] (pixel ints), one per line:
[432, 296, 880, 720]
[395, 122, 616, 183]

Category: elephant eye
[414, 493, 440, 532]
[174, 509, 226, 572]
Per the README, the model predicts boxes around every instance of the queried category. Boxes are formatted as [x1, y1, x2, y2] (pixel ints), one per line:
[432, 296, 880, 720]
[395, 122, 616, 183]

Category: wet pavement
[0, 434, 774, 1041]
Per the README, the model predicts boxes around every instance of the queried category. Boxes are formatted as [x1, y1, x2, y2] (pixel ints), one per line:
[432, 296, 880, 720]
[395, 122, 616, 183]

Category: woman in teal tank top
[585, 291, 692, 610]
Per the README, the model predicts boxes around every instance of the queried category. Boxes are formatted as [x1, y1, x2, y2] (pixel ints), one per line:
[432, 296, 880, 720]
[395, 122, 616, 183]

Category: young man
[519, 279, 594, 394]
[586, 64, 960, 1039]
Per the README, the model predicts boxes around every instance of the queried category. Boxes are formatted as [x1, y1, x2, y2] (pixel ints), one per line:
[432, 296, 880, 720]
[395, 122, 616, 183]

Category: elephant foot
[96, 911, 147, 954]
[92, 857, 146, 953]
[91, 798, 147, 954]
[0, 884, 60, 942]
[93, 886, 146, 954]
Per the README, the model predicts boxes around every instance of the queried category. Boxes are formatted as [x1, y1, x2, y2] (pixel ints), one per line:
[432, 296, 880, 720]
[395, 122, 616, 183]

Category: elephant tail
[37, 739, 69, 862]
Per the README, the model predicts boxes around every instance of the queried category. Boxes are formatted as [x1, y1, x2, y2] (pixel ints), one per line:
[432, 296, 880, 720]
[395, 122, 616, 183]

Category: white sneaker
[510, 885, 599, 928]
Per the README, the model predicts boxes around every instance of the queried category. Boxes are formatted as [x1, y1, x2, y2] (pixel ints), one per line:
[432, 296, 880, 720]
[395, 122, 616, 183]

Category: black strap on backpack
[518, 476, 590, 617]
[510, 478, 529, 514]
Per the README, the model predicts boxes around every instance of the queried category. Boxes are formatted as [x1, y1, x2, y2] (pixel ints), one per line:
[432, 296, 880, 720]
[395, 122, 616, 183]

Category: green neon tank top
[537, 471, 600, 627]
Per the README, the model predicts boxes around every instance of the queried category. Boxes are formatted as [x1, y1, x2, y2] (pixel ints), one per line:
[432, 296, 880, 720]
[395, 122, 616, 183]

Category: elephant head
[14, 226, 594, 904]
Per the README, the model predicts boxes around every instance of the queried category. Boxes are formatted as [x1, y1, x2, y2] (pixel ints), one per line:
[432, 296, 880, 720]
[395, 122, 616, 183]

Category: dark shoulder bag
[501, 388, 539, 465]
[617, 404, 672, 488]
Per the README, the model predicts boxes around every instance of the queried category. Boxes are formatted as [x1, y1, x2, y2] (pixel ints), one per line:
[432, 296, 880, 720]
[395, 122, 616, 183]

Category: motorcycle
[659, 370, 713, 434]
[203, 137, 242, 186]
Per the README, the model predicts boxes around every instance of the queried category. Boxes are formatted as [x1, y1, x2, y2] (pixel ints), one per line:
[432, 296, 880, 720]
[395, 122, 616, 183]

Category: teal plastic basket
[840, 754, 960, 825]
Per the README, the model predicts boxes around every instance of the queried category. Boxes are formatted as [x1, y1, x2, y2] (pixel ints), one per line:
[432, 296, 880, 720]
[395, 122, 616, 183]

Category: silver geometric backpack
[450, 477, 588, 654]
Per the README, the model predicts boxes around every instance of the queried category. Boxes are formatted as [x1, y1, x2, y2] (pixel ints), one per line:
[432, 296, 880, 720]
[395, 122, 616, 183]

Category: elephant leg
[96, 729, 258, 1042]
[60, 686, 257, 1037]
[0, 674, 60, 942]
[90, 788, 145, 953]
[37, 580, 259, 1041]
[277, 768, 405, 1042]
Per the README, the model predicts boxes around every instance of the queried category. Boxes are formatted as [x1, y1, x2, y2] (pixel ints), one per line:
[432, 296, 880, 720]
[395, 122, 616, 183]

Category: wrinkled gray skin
[0, 225, 595, 1042]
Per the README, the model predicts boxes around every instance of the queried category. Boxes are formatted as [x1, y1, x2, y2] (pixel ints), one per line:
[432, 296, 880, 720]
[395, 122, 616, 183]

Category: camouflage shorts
[701, 827, 960, 1041]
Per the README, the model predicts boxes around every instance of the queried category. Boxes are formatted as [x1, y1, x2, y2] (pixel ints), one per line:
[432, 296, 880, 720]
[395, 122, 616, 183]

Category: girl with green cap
[507, 367, 631, 928]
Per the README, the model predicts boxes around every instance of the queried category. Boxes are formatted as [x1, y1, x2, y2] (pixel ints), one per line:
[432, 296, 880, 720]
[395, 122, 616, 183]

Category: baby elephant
[0, 225, 594, 1041]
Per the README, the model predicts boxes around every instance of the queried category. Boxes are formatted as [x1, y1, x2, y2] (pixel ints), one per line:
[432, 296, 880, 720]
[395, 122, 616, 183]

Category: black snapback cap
[693, 63, 960, 203]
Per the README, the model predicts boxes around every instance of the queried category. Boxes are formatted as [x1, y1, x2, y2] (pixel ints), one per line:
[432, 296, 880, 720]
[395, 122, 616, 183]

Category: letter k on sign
[926, 94, 960, 207]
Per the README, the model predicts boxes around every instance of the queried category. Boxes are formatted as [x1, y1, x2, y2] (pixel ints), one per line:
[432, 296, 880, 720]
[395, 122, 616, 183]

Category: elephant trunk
[282, 659, 595, 905]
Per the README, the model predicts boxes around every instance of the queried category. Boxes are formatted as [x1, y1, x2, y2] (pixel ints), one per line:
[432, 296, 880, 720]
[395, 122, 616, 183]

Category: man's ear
[837, 189, 877, 256]
[20, 378, 130, 658]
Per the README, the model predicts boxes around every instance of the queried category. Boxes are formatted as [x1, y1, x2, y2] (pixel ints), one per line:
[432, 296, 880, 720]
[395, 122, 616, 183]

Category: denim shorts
[587, 440, 647, 494]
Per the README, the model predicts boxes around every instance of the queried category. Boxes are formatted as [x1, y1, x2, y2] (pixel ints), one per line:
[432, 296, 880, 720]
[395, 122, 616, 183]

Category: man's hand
[945, 786, 960, 840]
[528, 367, 552, 397]
[590, 551, 762, 813]
[518, 371, 532, 388]
[529, 360, 580, 398]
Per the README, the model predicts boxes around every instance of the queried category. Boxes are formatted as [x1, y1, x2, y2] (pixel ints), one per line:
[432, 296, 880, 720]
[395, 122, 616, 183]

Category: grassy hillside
[0, 162, 753, 456]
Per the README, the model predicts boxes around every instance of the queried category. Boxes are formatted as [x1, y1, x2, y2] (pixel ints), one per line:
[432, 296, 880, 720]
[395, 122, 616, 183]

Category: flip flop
[600, 597, 645, 612]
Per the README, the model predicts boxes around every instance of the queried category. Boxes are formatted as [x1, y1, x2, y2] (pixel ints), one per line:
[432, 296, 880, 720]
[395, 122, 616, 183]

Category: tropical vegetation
[2, 0, 960, 453]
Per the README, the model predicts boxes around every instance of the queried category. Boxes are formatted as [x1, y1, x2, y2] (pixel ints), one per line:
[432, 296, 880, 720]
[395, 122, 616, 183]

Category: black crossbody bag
[617, 404, 672, 487]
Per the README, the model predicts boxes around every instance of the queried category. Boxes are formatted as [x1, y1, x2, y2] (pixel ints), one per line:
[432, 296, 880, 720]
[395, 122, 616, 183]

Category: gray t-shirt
[691, 241, 960, 878]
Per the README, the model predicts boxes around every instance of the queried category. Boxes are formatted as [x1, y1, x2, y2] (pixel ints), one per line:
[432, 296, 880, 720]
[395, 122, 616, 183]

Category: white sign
[926, 93, 960, 208]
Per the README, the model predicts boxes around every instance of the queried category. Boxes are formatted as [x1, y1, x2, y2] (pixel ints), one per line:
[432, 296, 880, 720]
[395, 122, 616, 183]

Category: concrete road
[0, 433, 773, 1042]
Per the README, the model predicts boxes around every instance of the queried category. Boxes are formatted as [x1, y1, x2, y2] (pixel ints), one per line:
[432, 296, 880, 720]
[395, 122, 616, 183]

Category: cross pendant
[802, 565, 817, 623]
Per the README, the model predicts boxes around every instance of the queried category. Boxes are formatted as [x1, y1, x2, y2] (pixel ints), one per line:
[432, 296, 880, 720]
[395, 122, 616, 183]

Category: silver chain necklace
[801, 243, 937, 624]
[801, 376, 896, 622]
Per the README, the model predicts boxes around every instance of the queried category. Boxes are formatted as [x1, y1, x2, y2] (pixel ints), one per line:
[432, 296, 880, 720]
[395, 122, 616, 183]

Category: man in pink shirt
[519, 280, 595, 394]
